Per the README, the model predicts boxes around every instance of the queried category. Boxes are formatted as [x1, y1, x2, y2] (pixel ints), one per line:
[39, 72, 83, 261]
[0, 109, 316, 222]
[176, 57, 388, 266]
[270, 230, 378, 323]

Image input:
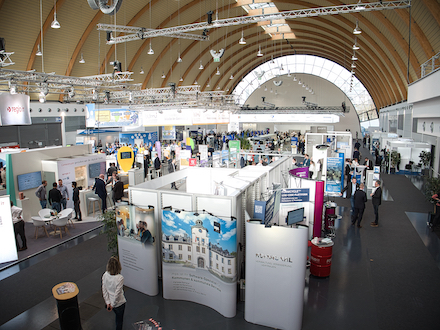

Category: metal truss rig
[236, 106, 349, 115]
[0, 51, 15, 67]
[102, 0, 411, 44]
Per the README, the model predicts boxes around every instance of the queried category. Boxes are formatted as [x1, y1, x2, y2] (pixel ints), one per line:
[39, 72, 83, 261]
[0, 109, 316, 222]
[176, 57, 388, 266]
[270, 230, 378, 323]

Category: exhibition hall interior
[0, 0, 440, 329]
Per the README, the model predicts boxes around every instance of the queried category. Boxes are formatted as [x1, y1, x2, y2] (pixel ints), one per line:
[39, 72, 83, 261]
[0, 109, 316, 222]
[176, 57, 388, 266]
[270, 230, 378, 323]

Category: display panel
[286, 207, 305, 225]
[17, 171, 42, 191]
[120, 151, 132, 159]
[88, 162, 106, 179]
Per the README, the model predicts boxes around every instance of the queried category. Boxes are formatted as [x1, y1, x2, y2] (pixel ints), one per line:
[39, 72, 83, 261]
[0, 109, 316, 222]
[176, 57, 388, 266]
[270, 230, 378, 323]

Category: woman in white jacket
[102, 256, 126, 330]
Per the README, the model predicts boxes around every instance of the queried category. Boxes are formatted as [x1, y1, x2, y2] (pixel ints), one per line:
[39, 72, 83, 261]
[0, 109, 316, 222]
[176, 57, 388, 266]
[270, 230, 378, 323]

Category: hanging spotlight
[51, 0, 60, 29]
[148, 42, 154, 55]
[264, 86, 267, 91]
[352, 53, 358, 61]
[36, 44, 42, 56]
[68, 87, 75, 98]
[229, 74, 234, 80]
[9, 84, 17, 94]
[257, 46, 263, 57]
[239, 31, 246, 45]
[351, 70, 355, 75]
[161, 72, 166, 79]
[207, 82, 210, 87]
[216, 86, 221, 90]
[306, 86, 309, 91]
[353, 20, 362, 34]
[355, 1, 366, 11]
[92, 89, 98, 101]
[194, 80, 198, 85]
[293, 75, 297, 81]
[351, 62, 356, 68]
[179, 76, 184, 82]
[270, 88, 273, 93]
[177, 53, 182, 62]
[79, 53, 85, 64]
[287, 70, 291, 77]
[302, 83, 306, 88]
[215, 68, 221, 75]
[199, 61, 204, 70]
[140, 67, 144, 74]
[353, 43, 360, 50]
[298, 80, 302, 85]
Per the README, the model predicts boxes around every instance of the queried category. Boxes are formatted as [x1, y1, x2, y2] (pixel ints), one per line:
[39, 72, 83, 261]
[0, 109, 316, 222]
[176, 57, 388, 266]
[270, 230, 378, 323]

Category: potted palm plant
[419, 151, 432, 176]
[99, 209, 118, 256]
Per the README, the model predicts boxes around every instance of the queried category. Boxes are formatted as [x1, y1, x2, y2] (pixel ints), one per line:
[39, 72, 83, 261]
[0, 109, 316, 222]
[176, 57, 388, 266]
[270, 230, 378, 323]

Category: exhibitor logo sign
[7, 106, 25, 114]
[0, 93, 31, 126]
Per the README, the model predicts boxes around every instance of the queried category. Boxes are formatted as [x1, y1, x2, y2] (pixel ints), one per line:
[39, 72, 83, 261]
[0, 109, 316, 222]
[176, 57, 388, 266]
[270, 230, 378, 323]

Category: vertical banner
[325, 153, 344, 194]
[228, 140, 240, 167]
[245, 221, 308, 330]
[155, 141, 161, 160]
[313, 181, 325, 238]
[0, 196, 18, 264]
[291, 136, 298, 154]
[161, 210, 237, 317]
[199, 145, 208, 166]
[117, 205, 159, 296]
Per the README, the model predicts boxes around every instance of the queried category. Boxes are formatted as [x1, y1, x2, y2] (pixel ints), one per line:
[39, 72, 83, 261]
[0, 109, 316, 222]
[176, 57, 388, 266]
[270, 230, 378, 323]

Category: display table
[16, 197, 32, 222]
[52, 282, 81, 330]
[79, 189, 97, 217]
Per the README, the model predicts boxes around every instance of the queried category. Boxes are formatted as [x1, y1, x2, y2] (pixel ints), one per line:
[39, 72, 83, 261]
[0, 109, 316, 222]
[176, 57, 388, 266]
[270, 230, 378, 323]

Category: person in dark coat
[370, 180, 382, 227]
[352, 183, 367, 228]
[48, 182, 62, 213]
[154, 155, 161, 177]
[340, 177, 359, 216]
[168, 159, 177, 190]
[112, 175, 125, 204]
[93, 174, 107, 212]
[72, 181, 82, 221]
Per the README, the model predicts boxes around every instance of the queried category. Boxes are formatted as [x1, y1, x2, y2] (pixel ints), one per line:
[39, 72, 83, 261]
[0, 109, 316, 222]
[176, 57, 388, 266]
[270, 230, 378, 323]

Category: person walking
[340, 177, 359, 216]
[57, 179, 69, 210]
[102, 256, 126, 330]
[154, 154, 161, 177]
[352, 183, 367, 228]
[11, 201, 27, 251]
[93, 174, 107, 213]
[71, 181, 82, 221]
[112, 175, 124, 204]
[370, 180, 382, 227]
[35, 180, 48, 209]
[168, 159, 178, 190]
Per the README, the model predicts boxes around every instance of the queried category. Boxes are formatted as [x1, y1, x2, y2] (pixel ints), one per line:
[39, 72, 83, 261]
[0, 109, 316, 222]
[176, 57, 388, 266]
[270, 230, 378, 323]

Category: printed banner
[0, 93, 31, 126]
[162, 210, 237, 317]
[245, 222, 308, 330]
[228, 140, 240, 166]
[86, 104, 139, 128]
[162, 126, 176, 140]
[117, 205, 159, 296]
[289, 167, 309, 178]
[199, 145, 208, 165]
[325, 153, 344, 193]
[119, 132, 158, 148]
[281, 188, 309, 203]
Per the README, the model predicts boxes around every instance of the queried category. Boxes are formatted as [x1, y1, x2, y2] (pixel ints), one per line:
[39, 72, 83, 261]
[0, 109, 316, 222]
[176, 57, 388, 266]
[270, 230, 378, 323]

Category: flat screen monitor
[286, 207, 304, 226]
[88, 162, 106, 179]
[17, 171, 42, 191]
[120, 151, 132, 159]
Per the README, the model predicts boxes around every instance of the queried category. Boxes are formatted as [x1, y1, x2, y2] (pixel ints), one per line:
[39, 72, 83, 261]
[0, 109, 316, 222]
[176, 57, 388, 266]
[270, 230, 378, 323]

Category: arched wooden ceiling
[0, 0, 439, 111]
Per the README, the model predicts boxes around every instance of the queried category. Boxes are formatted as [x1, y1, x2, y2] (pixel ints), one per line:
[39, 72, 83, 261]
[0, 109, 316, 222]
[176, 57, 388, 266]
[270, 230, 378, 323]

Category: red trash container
[310, 239, 334, 277]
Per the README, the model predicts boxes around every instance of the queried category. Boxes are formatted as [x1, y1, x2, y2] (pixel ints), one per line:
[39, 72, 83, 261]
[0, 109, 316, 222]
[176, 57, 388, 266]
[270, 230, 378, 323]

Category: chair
[52, 216, 70, 239]
[88, 197, 100, 217]
[32, 217, 49, 239]
[59, 208, 74, 228]
[38, 208, 52, 219]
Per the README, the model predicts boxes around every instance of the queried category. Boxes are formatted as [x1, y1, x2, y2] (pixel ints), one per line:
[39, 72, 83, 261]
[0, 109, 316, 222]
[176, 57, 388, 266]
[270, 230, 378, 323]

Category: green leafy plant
[424, 176, 440, 203]
[237, 137, 251, 150]
[99, 209, 118, 256]
[390, 151, 400, 168]
[419, 151, 432, 168]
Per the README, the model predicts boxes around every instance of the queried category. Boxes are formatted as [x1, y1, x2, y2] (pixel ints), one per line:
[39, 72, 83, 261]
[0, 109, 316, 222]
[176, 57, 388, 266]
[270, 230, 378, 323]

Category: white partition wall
[245, 221, 308, 330]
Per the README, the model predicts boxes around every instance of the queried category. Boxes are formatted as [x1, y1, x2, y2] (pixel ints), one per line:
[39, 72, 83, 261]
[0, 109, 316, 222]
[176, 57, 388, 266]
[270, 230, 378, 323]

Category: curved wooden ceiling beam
[395, 8, 435, 60]
[26, 0, 66, 71]
[421, 0, 440, 28]
[0, 0, 6, 12]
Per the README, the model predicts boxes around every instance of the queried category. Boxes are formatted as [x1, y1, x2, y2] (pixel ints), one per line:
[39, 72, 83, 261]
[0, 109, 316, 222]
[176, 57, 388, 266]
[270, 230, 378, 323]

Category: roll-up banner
[0, 93, 31, 126]
[161, 210, 237, 318]
[0, 196, 18, 264]
[245, 221, 308, 330]
[117, 205, 159, 296]
[325, 153, 344, 194]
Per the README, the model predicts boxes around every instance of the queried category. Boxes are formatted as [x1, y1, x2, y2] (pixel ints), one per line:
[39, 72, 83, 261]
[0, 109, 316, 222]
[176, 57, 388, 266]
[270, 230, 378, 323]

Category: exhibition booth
[385, 139, 431, 171]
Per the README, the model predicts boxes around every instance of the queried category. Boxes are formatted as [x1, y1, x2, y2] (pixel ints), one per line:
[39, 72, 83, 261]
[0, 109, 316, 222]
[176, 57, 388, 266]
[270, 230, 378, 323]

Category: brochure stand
[52, 282, 81, 330]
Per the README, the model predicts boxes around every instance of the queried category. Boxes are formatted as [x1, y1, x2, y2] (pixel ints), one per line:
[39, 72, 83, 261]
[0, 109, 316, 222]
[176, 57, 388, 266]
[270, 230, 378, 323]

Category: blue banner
[325, 153, 344, 193]
[119, 132, 158, 148]
[280, 188, 310, 203]
[86, 104, 139, 128]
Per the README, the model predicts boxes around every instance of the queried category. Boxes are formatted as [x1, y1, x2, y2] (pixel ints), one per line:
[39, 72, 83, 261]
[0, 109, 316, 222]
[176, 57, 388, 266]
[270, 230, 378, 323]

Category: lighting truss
[97, 24, 209, 44]
[102, 1, 411, 44]
[0, 51, 15, 67]
[236, 106, 349, 114]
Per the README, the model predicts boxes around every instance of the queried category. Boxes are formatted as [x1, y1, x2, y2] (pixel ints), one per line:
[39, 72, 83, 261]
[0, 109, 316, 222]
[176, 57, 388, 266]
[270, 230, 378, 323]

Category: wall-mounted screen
[88, 162, 106, 179]
[286, 207, 305, 226]
[17, 171, 42, 191]
[120, 151, 132, 159]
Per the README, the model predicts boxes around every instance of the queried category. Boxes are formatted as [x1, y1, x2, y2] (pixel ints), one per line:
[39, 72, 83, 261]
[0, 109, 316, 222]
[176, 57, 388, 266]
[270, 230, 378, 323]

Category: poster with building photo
[117, 205, 158, 296]
[161, 210, 237, 317]
[325, 153, 344, 194]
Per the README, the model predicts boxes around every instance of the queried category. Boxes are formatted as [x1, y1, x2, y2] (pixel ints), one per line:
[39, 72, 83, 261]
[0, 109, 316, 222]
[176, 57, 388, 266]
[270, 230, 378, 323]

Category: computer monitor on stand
[286, 207, 305, 227]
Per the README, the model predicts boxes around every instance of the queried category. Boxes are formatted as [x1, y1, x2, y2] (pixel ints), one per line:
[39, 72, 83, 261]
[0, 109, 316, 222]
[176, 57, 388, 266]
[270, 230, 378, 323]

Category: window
[202, 238, 205, 244]
[178, 245, 182, 250]
[216, 255, 218, 260]
[228, 269, 231, 274]
[222, 267, 224, 272]
[196, 246, 200, 252]
[168, 245, 173, 250]
[228, 260, 231, 265]
[188, 246, 191, 252]
[169, 254, 173, 259]
[222, 258, 224, 263]
[188, 255, 191, 261]
[179, 254, 182, 260]
[216, 264, 219, 269]
[202, 247, 206, 254]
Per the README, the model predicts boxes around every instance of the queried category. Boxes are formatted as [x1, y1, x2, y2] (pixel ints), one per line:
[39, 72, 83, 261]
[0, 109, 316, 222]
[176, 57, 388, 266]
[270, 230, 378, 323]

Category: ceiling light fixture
[148, 42, 154, 55]
[140, 67, 144, 74]
[179, 76, 184, 82]
[257, 45, 263, 57]
[351, 62, 356, 68]
[352, 54, 358, 61]
[355, 1, 366, 11]
[79, 53, 85, 63]
[51, 0, 60, 29]
[293, 75, 297, 81]
[353, 43, 360, 50]
[353, 20, 362, 34]
[229, 74, 234, 80]
[194, 80, 198, 85]
[239, 31, 246, 45]
[177, 53, 182, 62]
[36, 44, 42, 56]
[161, 72, 166, 79]
[199, 61, 204, 70]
